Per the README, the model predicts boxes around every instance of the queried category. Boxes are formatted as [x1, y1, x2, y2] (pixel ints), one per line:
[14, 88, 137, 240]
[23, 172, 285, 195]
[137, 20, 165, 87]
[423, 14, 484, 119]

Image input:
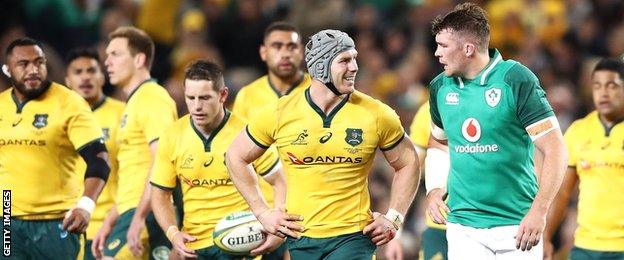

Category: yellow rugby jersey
[150, 112, 280, 249]
[247, 88, 405, 238]
[564, 111, 624, 251]
[232, 73, 311, 207]
[409, 101, 447, 230]
[232, 74, 311, 121]
[74, 97, 125, 239]
[0, 82, 103, 218]
[116, 79, 177, 214]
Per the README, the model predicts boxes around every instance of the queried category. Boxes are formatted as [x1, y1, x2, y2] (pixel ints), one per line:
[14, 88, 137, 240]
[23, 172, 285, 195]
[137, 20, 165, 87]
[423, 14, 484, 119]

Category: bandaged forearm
[424, 147, 449, 194]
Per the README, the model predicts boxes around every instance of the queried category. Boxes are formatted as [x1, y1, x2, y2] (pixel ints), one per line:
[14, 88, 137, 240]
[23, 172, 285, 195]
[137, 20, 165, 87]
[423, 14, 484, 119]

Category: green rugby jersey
[429, 49, 555, 228]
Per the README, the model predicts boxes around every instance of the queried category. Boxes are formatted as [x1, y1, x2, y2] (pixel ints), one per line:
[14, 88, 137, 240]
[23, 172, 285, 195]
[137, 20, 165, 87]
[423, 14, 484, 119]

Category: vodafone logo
[461, 118, 481, 142]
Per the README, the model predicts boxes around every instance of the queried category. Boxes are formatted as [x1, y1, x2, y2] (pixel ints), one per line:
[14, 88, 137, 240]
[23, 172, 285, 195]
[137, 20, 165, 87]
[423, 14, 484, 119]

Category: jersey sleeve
[66, 93, 105, 150]
[150, 128, 177, 190]
[252, 146, 281, 177]
[231, 88, 249, 121]
[409, 102, 431, 149]
[377, 103, 405, 151]
[563, 120, 580, 168]
[141, 93, 178, 143]
[428, 75, 444, 129]
[246, 105, 278, 149]
[508, 64, 555, 127]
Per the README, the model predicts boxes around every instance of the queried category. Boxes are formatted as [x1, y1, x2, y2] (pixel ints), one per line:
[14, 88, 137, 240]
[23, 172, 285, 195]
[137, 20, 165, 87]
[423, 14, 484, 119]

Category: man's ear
[2, 64, 11, 78]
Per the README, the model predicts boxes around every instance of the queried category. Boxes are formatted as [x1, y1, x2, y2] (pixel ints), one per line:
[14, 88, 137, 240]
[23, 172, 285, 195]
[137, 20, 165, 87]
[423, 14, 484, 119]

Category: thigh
[446, 222, 494, 260]
[287, 237, 324, 260]
[325, 233, 376, 260]
[260, 242, 287, 260]
[489, 225, 542, 260]
[83, 239, 96, 260]
[421, 227, 448, 260]
[103, 209, 148, 259]
[195, 246, 247, 260]
[29, 220, 81, 260]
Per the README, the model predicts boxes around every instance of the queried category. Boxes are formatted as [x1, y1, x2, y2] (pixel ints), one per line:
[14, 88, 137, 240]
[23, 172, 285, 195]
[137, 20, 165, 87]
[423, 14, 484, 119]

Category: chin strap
[325, 82, 342, 96]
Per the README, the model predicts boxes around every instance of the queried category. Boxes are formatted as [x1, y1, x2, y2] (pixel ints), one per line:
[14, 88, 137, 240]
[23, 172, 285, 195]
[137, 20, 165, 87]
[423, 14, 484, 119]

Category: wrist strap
[166, 225, 179, 241]
[76, 196, 96, 215]
[383, 208, 404, 229]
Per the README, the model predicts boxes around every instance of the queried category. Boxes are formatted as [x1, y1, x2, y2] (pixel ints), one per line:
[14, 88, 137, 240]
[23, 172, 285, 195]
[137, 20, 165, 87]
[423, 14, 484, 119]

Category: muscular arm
[226, 132, 270, 216]
[382, 137, 421, 216]
[150, 187, 176, 235]
[544, 167, 578, 242]
[531, 130, 568, 215]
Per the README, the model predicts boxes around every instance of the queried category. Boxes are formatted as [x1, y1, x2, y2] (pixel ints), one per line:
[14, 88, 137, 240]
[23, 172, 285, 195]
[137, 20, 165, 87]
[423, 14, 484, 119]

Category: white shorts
[446, 222, 543, 260]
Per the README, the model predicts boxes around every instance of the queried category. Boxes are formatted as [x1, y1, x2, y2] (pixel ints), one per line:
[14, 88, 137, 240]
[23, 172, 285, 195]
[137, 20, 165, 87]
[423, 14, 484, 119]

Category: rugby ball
[213, 211, 266, 254]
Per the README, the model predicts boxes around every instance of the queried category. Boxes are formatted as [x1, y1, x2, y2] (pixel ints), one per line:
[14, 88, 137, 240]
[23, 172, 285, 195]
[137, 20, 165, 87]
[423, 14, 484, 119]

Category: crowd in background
[1, 0, 623, 258]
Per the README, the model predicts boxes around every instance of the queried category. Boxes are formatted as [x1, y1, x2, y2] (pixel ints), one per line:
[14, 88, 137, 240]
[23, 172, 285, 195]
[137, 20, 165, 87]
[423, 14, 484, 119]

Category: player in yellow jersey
[226, 29, 420, 259]
[91, 26, 178, 260]
[0, 38, 110, 259]
[64, 47, 125, 260]
[150, 60, 287, 259]
[545, 58, 624, 260]
[232, 21, 311, 120]
[231, 21, 310, 259]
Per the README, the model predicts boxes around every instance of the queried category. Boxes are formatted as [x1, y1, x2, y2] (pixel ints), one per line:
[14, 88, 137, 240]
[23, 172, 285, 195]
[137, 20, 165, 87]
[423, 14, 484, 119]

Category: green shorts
[9, 218, 80, 259]
[570, 246, 624, 260]
[419, 227, 448, 260]
[191, 243, 287, 260]
[103, 208, 171, 259]
[287, 232, 376, 260]
[83, 239, 95, 260]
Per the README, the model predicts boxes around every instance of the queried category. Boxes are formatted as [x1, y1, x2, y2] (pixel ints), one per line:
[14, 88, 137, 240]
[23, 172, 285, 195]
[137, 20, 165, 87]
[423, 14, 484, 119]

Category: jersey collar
[11, 80, 52, 113]
[305, 87, 350, 128]
[455, 48, 502, 88]
[268, 73, 305, 97]
[91, 96, 107, 111]
[126, 78, 155, 102]
[190, 108, 231, 152]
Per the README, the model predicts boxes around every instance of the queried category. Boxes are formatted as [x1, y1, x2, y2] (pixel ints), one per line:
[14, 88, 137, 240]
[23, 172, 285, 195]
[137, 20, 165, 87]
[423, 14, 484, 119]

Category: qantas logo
[461, 118, 481, 142]
[286, 152, 363, 165]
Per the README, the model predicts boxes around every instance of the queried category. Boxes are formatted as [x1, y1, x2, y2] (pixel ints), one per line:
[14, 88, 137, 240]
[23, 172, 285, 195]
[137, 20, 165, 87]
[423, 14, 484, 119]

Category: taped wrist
[424, 147, 449, 194]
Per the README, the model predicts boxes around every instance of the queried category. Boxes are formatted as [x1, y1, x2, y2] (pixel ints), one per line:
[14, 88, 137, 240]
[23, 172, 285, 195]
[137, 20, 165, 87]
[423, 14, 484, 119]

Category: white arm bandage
[526, 116, 560, 141]
[430, 123, 447, 141]
[424, 147, 450, 194]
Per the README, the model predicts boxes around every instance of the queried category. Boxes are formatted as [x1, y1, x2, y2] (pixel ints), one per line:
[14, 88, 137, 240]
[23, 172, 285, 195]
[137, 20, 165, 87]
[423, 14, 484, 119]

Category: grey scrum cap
[304, 29, 355, 85]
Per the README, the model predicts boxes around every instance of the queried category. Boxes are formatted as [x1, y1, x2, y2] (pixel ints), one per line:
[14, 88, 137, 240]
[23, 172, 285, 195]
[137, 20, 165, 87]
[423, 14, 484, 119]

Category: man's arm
[363, 137, 420, 246]
[424, 124, 450, 225]
[226, 131, 303, 238]
[543, 167, 578, 259]
[151, 186, 197, 258]
[126, 140, 159, 256]
[516, 130, 568, 251]
[262, 167, 287, 211]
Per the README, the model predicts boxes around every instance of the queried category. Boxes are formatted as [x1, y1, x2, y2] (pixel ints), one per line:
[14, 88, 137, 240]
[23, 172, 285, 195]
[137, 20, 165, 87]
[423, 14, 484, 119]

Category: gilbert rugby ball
[213, 211, 266, 254]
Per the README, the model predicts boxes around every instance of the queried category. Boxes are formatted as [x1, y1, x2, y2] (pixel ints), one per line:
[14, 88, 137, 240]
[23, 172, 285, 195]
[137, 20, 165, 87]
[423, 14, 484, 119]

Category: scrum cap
[305, 30, 355, 95]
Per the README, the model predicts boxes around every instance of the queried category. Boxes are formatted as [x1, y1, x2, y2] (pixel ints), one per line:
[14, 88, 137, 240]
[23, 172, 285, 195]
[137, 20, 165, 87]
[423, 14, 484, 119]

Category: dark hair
[109, 26, 155, 69]
[6, 37, 42, 56]
[431, 3, 490, 51]
[184, 60, 225, 90]
[65, 47, 101, 66]
[593, 58, 624, 80]
[264, 21, 300, 42]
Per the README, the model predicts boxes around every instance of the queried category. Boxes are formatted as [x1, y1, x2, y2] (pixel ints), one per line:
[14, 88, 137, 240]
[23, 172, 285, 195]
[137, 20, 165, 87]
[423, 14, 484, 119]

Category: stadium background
[1, 0, 623, 258]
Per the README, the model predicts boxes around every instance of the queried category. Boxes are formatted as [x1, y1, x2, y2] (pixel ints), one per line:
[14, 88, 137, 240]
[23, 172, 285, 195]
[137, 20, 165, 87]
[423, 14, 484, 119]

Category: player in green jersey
[424, 3, 568, 259]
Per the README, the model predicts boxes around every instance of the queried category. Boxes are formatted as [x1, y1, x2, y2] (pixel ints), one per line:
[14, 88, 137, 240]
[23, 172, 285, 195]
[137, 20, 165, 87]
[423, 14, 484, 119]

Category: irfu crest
[33, 114, 48, 129]
[485, 88, 502, 107]
[345, 128, 363, 147]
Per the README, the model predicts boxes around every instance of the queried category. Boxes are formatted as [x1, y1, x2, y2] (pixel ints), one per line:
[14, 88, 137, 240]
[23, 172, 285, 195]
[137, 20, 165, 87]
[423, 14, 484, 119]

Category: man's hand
[384, 237, 403, 260]
[363, 212, 397, 246]
[516, 206, 546, 251]
[91, 223, 112, 258]
[127, 217, 146, 257]
[257, 208, 304, 239]
[250, 233, 285, 256]
[62, 208, 90, 233]
[426, 188, 449, 224]
[170, 231, 197, 259]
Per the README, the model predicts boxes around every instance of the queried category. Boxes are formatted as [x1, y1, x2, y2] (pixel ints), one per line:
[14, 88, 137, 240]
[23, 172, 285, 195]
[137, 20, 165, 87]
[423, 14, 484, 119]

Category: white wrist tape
[430, 123, 447, 141]
[76, 196, 96, 215]
[425, 147, 450, 194]
[383, 208, 404, 229]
